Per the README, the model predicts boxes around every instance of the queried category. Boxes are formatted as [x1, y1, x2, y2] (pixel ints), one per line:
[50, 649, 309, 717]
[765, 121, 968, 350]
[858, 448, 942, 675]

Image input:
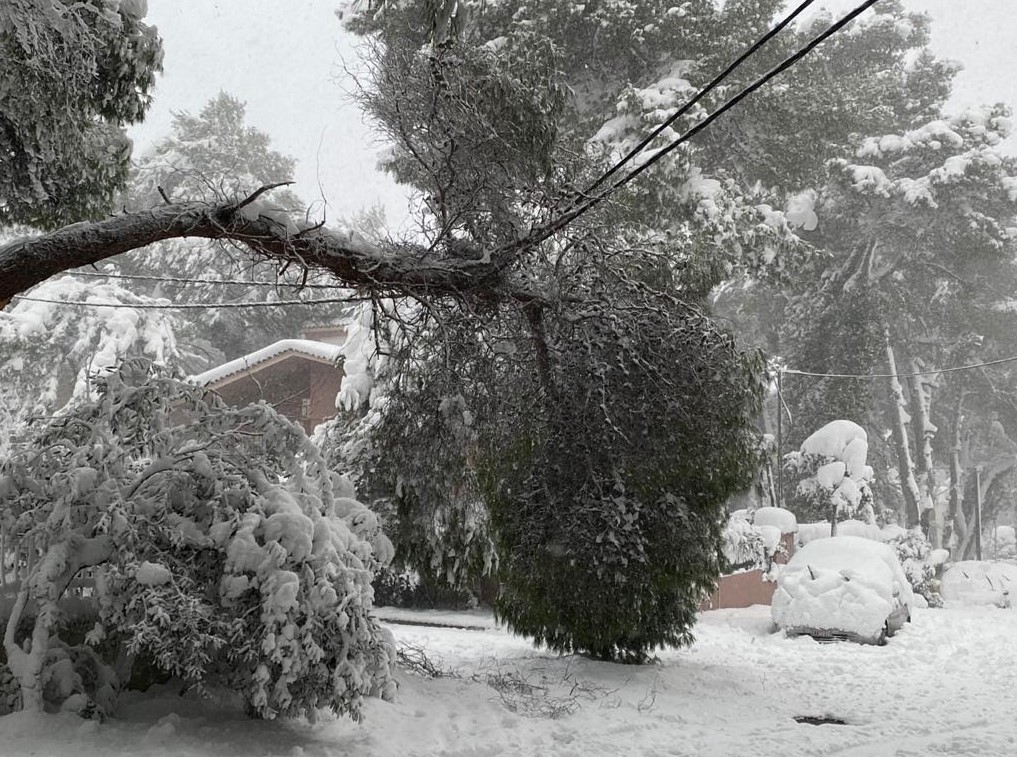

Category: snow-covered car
[772, 535, 914, 645]
[940, 560, 1017, 608]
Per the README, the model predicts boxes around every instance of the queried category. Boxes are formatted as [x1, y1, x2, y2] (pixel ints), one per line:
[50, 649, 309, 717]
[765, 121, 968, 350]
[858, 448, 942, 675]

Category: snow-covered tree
[0, 0, 162, 228]
[0, 275, 201, 436]
[1, 364, 394, 719]
[779, 107, 1017, 538]
[785, 420, 876, 527]
[1, 0, 996, 667]
[319, 303, 499, 601]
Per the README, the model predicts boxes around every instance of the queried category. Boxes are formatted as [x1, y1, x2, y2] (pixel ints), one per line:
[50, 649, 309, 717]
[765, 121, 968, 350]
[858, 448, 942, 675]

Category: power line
[65, 270, 343, 290]
[11, 295, 367, 310]
[784, 353, 1017, 380]
[582, 0, 820, 199]
[518, 0, 882, 251]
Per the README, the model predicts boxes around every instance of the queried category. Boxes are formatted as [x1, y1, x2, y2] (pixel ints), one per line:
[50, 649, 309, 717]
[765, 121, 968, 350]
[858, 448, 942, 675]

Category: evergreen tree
[0, 0, 162, 228]
[780, 107, 1017, 533]
[339, 0, 798, 659]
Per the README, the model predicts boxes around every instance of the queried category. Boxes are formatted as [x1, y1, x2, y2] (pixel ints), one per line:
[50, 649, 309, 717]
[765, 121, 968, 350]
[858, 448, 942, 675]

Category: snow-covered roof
[189, 338, 342, 387]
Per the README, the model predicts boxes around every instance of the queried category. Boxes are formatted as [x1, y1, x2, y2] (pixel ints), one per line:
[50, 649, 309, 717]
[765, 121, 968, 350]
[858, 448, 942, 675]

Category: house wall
[209, 356, 343, 435]
[307, 362, 344, 433]
[700, 569, 777, 611]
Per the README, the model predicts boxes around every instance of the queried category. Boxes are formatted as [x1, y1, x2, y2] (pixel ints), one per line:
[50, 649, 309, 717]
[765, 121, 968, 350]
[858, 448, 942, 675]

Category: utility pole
[776, 369, 783, 510]
[975, 466, 983, 561]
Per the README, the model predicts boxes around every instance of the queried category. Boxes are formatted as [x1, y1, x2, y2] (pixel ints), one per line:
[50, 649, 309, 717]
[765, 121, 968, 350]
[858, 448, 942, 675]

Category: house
[190, 328, 346, 434]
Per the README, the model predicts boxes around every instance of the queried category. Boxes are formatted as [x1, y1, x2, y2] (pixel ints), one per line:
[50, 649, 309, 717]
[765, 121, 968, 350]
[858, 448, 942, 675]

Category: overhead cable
[582, 0, 820, 198]
[11, 295, 367, 310]
[65, 270, 343, 290]
[518, 0, 882, 250]
[783, 353, 1017, 380]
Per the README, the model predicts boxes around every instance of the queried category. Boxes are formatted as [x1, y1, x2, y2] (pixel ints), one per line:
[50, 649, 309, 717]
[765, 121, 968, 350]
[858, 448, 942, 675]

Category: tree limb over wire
[0, 186, 544, 311]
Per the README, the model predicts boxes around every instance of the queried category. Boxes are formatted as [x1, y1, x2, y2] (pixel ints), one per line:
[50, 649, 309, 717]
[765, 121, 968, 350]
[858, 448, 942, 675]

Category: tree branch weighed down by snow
[0, 186, 537, 311]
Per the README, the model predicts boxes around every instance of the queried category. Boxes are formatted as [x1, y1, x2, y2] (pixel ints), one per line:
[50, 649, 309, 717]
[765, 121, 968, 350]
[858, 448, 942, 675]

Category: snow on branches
[1, 363, 394, 719]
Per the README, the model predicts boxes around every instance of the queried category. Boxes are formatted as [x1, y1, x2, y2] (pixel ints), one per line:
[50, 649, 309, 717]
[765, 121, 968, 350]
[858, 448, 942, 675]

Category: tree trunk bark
[946, 390, 966, 552]
[0, 189, 542, 310]
[907, 358, 940, 545]
[886, 335, 922, 528]
[3, 536, 113, 711]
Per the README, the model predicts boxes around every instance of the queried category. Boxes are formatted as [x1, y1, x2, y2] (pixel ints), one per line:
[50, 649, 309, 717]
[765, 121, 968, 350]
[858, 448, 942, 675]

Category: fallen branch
[0, 188, 545, 310]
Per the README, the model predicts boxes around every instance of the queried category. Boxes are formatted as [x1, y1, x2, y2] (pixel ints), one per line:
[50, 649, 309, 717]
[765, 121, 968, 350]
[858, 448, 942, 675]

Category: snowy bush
[722, 514, 767, 572]
[0, 661, 21, 716]
[722, 507, 796, 573]
[988, 525, 1017, 560]
[1, 363, 394, 719]
[881, 527, 943, 607]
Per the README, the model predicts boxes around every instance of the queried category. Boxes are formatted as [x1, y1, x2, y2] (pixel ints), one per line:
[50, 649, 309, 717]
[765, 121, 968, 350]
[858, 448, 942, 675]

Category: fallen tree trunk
[0, 188, 538, 310]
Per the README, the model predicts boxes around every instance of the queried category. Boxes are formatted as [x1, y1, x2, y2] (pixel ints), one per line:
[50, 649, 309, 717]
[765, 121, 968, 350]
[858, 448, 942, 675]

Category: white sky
[128, 1, 413, 228]
[129, 0, 1017, 227]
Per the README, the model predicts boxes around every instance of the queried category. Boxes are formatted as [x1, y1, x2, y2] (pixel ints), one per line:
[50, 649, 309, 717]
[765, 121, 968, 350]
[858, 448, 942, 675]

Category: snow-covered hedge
[1, 365, 394, 719]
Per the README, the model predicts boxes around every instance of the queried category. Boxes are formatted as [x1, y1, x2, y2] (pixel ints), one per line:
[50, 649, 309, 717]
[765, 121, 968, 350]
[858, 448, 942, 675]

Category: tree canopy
[5, 0, 1017, 673]
[0, 0, 162, 229]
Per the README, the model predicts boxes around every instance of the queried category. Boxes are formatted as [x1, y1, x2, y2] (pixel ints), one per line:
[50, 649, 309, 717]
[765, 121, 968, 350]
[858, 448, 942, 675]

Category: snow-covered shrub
[784, 420, 876, 525]
[1, 363, 394, 719]
[881, 527, 943, 607]
[722, 513, 767, 572]
[722, 509, 794, 574]
[988, 525, 1016, 560]
[372, 564, 480, 609]
[0, 661, 21, 716]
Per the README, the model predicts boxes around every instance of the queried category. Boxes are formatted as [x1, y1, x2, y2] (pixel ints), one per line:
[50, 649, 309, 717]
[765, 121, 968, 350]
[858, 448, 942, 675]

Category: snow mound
[752, 507, 797, 534]
[800, 420, 869, 478]
[940, 561, 1017, 608]
[772, 536, 914, 641]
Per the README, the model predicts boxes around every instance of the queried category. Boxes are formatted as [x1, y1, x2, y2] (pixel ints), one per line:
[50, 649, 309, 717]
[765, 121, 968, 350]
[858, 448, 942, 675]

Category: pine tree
[335, 0, 948, 659]
[0, 0, 162, 228]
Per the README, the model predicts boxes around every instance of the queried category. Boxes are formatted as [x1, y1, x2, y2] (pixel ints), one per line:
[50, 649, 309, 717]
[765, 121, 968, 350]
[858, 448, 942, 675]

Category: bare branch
[231, 181, 294, 212]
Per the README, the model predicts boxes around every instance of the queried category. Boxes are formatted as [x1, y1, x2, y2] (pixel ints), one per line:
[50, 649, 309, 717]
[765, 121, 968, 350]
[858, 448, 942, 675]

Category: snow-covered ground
[3, 605, 1016, 756]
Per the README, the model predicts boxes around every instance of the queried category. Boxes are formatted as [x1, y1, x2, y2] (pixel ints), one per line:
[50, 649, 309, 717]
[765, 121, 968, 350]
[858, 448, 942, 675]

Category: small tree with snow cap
[1, 361, 394, 719]
[784, 420, 876, 528]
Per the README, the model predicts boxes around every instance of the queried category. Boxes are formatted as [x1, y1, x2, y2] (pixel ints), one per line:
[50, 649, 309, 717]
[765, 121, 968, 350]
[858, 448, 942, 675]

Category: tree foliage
[0, 0, 162, 228]
[1, 364, 395, 718]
